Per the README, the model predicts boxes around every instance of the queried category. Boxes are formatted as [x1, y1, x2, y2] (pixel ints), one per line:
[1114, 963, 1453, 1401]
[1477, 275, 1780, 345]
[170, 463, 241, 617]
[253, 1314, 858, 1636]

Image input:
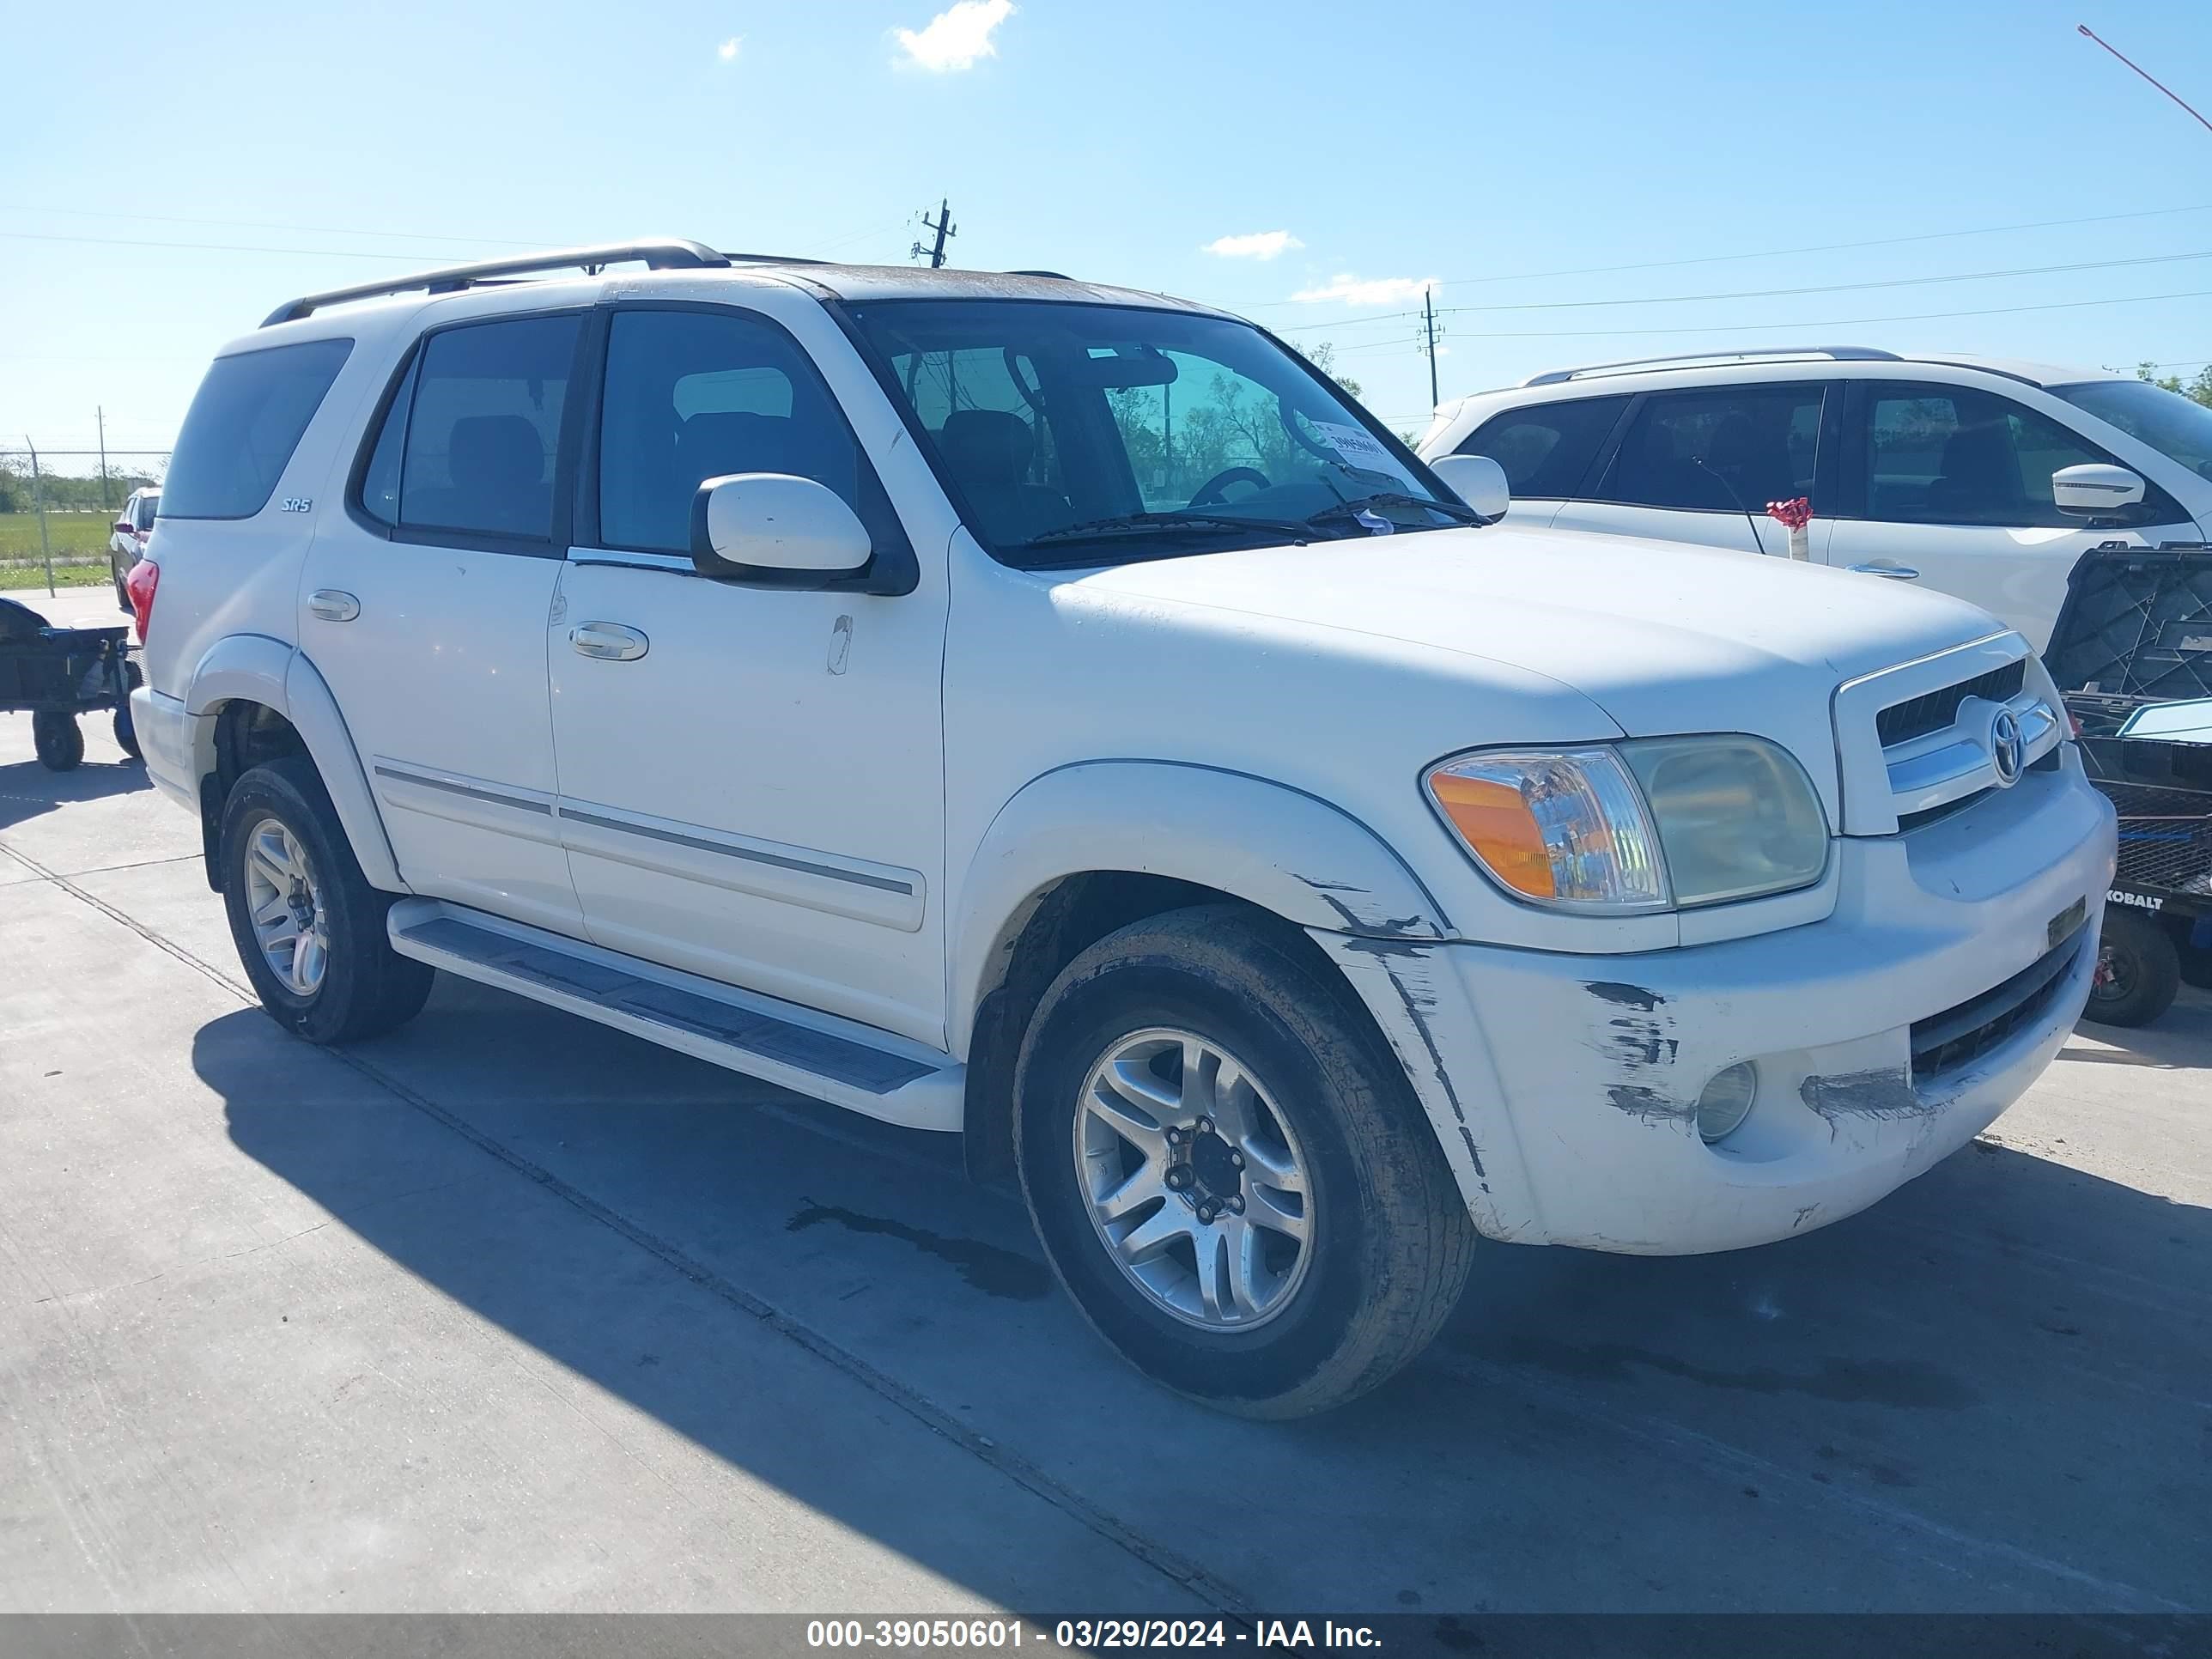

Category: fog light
[1696, 1061, 1758, 1144]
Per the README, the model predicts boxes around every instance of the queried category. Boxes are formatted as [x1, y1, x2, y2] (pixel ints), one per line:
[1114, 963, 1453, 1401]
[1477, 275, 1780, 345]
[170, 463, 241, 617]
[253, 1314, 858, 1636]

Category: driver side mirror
[1428, 453, 1511, 521]
[690, 473, 873, 588]
[2052, 462, 2147, 523]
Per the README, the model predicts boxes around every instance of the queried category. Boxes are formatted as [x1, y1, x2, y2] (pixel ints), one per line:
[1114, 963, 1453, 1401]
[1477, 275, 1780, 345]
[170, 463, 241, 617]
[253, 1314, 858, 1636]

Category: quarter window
[1596, 386, 1822, 513]
[162, 338, 352, 520]
[595, 307, 890, 556]
[1860, 385, 2112, 527]
[375, 314, 580, 541]
[1457, 396, 1628, 497]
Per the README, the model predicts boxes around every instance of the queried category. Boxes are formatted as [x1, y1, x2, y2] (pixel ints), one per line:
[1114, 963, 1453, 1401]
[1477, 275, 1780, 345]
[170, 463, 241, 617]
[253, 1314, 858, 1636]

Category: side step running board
[387, 898, 963, 1131]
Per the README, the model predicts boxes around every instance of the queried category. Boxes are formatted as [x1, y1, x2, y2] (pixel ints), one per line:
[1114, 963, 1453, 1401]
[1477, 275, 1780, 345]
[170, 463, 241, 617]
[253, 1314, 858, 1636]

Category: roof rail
[1522, 345, 1901, 387]
[1006, 269, 1073, 279]
[259, 239, 732, 326]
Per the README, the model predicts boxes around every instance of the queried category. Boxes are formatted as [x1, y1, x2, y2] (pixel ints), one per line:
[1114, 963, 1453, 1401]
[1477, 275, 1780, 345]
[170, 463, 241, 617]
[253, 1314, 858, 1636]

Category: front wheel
[1014, 905, 1474, 1418]
[219, 756, 434, 1043]
[2085, 908, 2179, 1029]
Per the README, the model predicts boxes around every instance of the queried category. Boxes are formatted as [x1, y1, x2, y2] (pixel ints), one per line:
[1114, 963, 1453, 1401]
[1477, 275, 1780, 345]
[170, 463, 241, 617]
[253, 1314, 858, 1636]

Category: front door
[298, 307, 586, 932]
[1823, 380, 2202, 651]
[548, 301, 950, 1047]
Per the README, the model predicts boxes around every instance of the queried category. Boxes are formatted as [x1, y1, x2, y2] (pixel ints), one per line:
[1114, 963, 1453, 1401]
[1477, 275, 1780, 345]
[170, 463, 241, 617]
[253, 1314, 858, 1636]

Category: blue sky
[4, 0, 2209, 459]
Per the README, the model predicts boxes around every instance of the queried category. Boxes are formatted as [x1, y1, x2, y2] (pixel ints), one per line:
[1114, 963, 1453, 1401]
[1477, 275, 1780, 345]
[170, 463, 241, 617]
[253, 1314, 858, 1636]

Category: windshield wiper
[1023, 510, 1311, 549]
[1304, 493, 1488, 531]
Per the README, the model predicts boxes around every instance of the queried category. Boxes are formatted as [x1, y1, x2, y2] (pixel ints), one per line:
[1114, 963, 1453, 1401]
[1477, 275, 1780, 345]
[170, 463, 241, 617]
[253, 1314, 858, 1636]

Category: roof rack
[260, 239, 734, 326]
[1006, 269, 1073, 279]
[1522, 345, 1901, 387]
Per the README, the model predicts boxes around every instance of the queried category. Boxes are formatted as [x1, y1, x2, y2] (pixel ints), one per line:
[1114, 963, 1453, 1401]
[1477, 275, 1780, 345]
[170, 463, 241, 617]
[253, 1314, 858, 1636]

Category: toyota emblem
[1990, 708, 2024, 786]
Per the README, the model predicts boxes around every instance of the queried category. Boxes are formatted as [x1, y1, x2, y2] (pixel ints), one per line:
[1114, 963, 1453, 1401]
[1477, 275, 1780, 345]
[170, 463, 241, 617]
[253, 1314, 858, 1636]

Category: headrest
[937, 409, 1035, 488]
[447, 415, 544, 493]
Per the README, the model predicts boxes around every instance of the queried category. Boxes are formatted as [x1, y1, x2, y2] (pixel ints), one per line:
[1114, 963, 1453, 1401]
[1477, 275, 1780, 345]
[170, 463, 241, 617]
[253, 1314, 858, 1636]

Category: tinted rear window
[162, 338, 352, 519]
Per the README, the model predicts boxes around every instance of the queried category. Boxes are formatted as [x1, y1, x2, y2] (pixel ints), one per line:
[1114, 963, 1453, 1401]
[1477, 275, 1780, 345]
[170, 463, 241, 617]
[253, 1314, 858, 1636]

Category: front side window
[846, 300, 1468, 566]
[2048, 378, 2212, 484]
[162, 337, 352, 519]
[1595, 386, 1821, 513]
[1860, 384, 2107, 527]
[131, 493, 160, 532]
[1459, 396, 1629, 497]
[375, 314, 580, 541]
[595, 307, 890, 556]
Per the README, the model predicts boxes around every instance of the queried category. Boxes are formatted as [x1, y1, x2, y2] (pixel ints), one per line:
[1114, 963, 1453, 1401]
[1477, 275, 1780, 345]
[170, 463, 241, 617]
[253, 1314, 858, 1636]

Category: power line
[1322, 285, 2212, 351]
[2078, 25, 2212, 137]
[1270, 246, 2212, 337]
[0, 202, 552, 246]
[1236, 202, 2212, 309]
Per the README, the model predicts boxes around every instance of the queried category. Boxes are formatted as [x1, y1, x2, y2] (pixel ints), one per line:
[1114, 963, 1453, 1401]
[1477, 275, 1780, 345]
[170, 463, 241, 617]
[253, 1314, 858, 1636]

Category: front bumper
[1317, 751, 2117, 1255]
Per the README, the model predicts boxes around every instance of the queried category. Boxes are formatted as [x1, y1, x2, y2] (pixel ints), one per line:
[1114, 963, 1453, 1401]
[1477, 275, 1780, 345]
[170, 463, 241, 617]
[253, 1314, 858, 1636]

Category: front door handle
[570, 621, 649, 662]
[1847, 562, 1921, 580]
[308, 588, 360, 622]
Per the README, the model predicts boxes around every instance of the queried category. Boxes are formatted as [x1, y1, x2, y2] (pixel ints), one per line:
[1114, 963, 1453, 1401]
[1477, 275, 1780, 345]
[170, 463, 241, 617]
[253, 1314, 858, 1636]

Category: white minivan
[1419, 347, 2212, 650]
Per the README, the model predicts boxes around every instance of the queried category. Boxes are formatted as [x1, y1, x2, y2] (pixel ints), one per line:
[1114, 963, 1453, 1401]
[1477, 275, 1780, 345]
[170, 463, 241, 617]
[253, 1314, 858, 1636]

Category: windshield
[2050, 379, 2212, 484]
[845, 299, 1464, 563]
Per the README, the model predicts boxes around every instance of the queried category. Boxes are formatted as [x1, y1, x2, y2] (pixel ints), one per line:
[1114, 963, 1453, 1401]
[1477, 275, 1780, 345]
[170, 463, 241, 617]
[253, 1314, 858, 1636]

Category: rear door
[1549, 381, 1835, 561]
[1825, 380, 2201, 650]
[298, 306, 586, 933]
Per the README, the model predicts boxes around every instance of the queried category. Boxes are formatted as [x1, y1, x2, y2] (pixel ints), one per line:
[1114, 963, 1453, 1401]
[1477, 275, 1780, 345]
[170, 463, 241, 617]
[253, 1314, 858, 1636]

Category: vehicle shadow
[199, 979, 2212, 1613]
[0, 750, 149, 835]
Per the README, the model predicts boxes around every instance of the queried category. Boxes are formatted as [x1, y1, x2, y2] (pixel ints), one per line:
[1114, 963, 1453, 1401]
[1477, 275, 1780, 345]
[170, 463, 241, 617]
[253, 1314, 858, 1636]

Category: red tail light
[125, 559, 160, 642]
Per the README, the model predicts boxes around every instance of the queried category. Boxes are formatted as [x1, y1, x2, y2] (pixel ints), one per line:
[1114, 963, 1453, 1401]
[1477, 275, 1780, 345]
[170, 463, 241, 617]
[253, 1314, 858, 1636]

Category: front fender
[180, 635, 407, 895]
[950, 759, 1449, 1054]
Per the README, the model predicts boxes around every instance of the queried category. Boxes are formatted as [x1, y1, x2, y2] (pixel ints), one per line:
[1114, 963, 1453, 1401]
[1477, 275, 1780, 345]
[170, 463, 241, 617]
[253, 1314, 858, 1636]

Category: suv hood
[1072, 526, 2015, 822]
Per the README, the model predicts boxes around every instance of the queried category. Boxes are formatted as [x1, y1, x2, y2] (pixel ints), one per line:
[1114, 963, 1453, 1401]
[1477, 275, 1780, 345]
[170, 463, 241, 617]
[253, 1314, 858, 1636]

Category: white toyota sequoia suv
[133, 240, 2117, 1417]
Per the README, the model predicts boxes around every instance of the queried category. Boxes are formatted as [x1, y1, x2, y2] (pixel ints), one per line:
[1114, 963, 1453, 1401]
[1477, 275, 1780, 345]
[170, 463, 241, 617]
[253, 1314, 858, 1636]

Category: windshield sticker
[1310, 421, 1419, 485]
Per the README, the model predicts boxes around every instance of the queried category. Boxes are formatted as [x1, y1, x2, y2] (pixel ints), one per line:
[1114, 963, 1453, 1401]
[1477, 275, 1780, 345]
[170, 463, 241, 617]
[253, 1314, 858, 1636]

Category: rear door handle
[308, 588, 360, 622]
[1847, 562, 1921, 580]
[570, 622, 649, 662]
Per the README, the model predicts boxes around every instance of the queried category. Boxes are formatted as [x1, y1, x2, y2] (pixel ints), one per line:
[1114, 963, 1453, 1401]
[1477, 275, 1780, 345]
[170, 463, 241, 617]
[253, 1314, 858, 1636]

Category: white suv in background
[1419, 347, 2212, 650]
[131, 246, 2112, 1416]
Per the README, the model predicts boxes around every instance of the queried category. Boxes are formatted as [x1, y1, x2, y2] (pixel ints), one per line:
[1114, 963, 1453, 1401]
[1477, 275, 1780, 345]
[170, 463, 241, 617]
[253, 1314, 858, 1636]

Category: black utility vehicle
[0, 597, 140, 771]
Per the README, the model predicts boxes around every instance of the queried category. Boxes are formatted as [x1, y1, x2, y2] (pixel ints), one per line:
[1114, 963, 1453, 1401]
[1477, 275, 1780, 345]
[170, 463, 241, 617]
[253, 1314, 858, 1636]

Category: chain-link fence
[0, 442, 172, 598]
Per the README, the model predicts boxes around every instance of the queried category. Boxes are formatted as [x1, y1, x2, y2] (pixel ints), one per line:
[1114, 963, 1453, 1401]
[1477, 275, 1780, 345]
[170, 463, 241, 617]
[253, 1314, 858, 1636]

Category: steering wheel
[1188, 466, 1271, 507]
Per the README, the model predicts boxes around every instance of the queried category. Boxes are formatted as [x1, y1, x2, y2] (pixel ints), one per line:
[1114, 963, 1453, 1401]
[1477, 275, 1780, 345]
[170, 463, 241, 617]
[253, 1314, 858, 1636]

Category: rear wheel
[219, 756, 434, 1043]
[33, 712, 83, 771]
[2086, 908, 2179, 1029]
[1014, 905, 1474, 1418]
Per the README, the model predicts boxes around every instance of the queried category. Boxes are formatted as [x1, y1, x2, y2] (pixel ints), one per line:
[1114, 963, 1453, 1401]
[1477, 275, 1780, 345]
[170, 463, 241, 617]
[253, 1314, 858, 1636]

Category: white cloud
[1200, 230, 1304, 261]
[717, 35, 743, 62]
[895, 0, 1015, 71]
[1290, 273, 1441, 307]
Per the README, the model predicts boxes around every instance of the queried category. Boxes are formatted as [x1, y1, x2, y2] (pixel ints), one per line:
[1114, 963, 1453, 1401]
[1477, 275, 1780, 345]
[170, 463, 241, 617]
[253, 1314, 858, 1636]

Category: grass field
[0, 514, 119, 591]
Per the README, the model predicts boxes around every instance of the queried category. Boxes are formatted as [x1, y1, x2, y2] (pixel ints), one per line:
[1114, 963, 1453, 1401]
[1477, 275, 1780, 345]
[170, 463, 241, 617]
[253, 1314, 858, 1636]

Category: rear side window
[1457, 396, 1627, 497]
[366, 314, 580, 542]
[131, 495, 159, 531]
[1596, 386, 1822, 512]
[161, 338, 352, 519]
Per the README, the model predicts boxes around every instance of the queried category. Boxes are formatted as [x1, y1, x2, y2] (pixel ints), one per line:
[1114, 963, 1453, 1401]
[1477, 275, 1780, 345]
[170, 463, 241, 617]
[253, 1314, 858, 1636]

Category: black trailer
[0, 596, 141, 772]
[2043, 540, 2212, 1025]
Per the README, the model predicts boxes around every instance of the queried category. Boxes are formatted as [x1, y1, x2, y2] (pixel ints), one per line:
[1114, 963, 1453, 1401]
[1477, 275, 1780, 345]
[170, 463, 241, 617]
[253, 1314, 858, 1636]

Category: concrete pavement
[3, 585, 2207, 1614]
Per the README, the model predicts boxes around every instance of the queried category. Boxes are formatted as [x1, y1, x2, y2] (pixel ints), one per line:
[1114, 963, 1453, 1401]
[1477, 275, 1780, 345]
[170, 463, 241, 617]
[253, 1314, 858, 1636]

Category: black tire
[114, 570, 131, 611]
[1014, 904, 1474, 1418]
[112, 662, 143, 760]
[2085, 908, 2180, 1029]
[33, 712, 83, 771]
[219, 755, 434, 1044]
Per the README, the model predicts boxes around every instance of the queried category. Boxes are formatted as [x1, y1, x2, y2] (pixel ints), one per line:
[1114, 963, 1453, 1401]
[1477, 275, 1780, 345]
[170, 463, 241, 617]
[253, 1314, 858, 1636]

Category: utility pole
[26, 436, 53, 597]
[911, 198, 956, 269]
[1417, 287, 1445, 407]
[2078, 23, 2212, 135]
[97, 406, 110, 512]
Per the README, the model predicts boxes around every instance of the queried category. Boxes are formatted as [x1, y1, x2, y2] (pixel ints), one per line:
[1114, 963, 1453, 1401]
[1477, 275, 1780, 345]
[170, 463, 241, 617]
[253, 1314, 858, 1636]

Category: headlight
[1425, 736, 1826, 913]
